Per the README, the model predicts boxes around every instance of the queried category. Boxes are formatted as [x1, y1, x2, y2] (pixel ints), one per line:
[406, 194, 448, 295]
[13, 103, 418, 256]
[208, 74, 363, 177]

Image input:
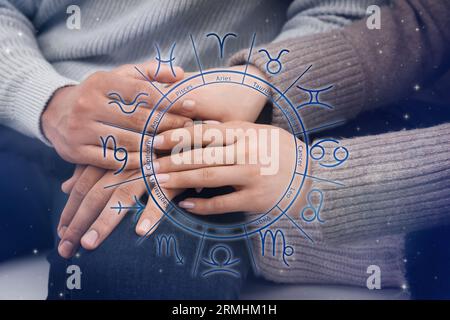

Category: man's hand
[42, 62, 192, 171]
[57, 165, 182, 259]
[166, 65, 268, 124]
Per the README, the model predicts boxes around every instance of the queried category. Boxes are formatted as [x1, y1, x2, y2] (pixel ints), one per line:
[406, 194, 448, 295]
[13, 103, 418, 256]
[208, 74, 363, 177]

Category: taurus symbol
[258, 48, 290, 74]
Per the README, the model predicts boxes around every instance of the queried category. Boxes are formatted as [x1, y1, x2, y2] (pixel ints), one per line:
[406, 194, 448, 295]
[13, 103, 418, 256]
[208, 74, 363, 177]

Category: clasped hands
[41, 61, 308, 258]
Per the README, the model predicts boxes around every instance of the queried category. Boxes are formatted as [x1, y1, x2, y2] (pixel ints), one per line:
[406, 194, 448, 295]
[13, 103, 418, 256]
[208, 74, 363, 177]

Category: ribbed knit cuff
[310, 123, 450, 243]
[11, 64, 78, 145]
[229, 31, 367, 132]
[251, 221, 406, 288]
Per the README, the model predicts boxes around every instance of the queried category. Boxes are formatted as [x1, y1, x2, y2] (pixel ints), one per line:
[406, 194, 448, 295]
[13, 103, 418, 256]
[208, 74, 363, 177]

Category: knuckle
[74, 95, 90, 113]
[85, 187, 105, 204]
[64, 225, 84, 240]
[115, 184, 134, 200]
[163, 115, 177, 129]
[94, 215, 110, 232]
[135, 110, 148, 126]
[72, 180, 91, 199]
[211, 198, 225, 211]
[201, 168, 214, 181]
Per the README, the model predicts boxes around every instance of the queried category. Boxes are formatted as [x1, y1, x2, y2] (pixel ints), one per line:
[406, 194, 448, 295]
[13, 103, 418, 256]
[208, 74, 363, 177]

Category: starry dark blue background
[1, 69, 450, 298]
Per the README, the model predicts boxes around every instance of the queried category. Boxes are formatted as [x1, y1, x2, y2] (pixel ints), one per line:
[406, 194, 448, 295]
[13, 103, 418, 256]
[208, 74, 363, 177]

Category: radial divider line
[103, 174, 154, 189]
[295, 171, 345, 187]
[99, 121, 154, 137]
[275, 64, 312, 103]
[244, 225, 258, 274]
[294, 119, 346, 137]
[135, 204, 175, 246]
[192, 231, 206, 277]
[190, 34, 205, 84]
[242, 33, 257, 84]
[134, 66, 172, 104]
[276, 207, 314, 243]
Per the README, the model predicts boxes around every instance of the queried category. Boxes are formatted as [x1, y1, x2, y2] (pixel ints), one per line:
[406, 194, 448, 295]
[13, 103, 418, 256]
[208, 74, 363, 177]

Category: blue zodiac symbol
[110, 195, 145, 222]
[107, 92, 149, 114]
[154, 43, 177, 77]
[206, 32, 237, 58]
[201, 245, 240, 278]
[310, 138, 349, 168]
[296, 85, 334, 110]
[301, 189, 324, 223]
[259, 229, 294, 267]
[258, 48, 290, 75]
[100, 135, 128, 174]
[156, 234, 184, 265]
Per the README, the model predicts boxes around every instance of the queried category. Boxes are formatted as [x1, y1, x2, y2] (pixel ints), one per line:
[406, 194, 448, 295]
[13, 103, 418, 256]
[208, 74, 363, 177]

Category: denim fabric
[0, 125, 68, 261]
[47, 192, 250, 299]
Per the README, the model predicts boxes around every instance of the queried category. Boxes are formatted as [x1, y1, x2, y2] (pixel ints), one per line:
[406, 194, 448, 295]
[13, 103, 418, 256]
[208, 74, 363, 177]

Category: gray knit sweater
[1, 0, 448, 290]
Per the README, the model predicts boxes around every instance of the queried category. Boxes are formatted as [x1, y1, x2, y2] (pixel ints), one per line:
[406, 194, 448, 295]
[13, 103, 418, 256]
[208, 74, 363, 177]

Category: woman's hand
[152, 121, 310, 215]
[57, 165, 182, 259]
[164, 65, 269, 124]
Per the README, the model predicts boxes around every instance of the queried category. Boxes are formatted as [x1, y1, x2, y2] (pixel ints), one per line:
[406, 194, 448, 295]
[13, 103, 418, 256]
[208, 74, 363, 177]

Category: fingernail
[152, 161, 160, 173]
[58, 240, 74, 258]
[153, 135, 164, 148]
[82, 229, 98, 247]
[155, 174, 170, 183]
[182, 100, 195, 110]
[184, 120, 194, 127]
[179, 201, 195, 209]
[57, 226, 67, 238]
[195, 188, 203, 193]
[138, 219, 151, 234]
[203, 120, 221, 125]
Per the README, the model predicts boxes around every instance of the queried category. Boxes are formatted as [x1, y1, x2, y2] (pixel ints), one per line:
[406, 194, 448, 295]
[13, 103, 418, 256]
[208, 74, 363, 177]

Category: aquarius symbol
[301, 189, 325, 223]
[155, 43, 177, 77]
[259, 229, 294, 267]
[310, 138, 349, 168]
[258, 48, 290, 74]
[110, 195, 145, 223]
[100, 135, 128, 174]
[156, 234, 184, 265]
[296, 85, 334, 110]
[206, 32, 237, 58]
[201, 245, 240, 278]
[107, 92, 149, 114]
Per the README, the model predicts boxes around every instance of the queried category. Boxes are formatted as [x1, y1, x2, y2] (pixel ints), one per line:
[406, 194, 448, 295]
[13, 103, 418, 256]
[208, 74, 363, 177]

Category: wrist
[41, 85, 75, 142]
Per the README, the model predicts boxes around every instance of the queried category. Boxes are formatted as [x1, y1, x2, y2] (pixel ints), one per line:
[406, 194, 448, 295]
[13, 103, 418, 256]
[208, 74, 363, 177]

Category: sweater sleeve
[308, 122, 450, 244]
[0, 0, 77, 144]
[229, 0, 450, 132]
[253, 223, 406, 289]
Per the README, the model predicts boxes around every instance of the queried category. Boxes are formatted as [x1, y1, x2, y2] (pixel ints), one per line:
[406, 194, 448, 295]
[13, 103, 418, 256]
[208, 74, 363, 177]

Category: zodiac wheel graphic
[102, 34, 348, 272]
[139, 69, 310, 240]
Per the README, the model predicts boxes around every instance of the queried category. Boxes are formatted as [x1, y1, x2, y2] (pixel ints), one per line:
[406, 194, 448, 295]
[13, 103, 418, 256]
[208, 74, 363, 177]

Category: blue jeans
[0, 126, 71, 261]
[47, 192, 250, 299]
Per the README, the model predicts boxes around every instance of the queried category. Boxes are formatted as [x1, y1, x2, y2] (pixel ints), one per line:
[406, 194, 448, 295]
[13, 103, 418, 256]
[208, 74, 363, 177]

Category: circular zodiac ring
[140, 69, 309, 240]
